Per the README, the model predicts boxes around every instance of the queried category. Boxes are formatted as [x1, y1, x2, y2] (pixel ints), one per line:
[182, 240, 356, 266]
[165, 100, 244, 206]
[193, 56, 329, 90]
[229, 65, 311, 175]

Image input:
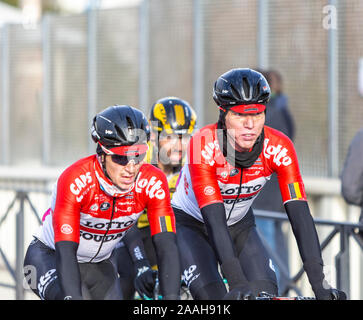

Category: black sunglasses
[110, 153, 146, 166]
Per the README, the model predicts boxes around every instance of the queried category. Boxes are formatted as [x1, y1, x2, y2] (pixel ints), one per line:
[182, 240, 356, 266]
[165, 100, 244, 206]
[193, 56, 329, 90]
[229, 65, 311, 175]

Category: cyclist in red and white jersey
[23, 105, 180, 300]
[171, 68, 346, 300]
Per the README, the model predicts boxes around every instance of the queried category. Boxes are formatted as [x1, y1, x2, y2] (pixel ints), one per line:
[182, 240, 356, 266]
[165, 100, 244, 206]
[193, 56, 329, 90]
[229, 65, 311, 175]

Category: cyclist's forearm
[55, 241, 83, 300]
[284, 200, 325, 287]
[123, 225, 149, 263]
[152, 232, 180, 299]
[201, 203, 237, 262]
[201, 203, 249, 288]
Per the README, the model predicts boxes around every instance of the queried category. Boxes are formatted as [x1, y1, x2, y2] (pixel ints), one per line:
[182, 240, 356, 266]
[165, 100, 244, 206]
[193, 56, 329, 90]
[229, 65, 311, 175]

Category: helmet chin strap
[98, 153, 112, 181]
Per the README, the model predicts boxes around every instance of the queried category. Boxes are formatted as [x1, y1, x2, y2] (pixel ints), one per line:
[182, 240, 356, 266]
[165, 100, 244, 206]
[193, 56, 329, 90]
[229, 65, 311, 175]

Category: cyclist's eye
[111, 152, 146, 166]
[111, 155, 129, 166]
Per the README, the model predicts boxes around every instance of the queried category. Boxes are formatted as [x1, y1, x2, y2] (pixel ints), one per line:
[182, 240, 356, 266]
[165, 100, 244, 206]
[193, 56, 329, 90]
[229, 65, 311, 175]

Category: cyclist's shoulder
[58, 155, 96, 182]
[264, 125, 294, 146]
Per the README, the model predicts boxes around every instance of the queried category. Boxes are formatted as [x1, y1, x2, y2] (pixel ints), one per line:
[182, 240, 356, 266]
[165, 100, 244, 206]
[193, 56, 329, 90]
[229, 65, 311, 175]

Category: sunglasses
[110, 152, 147, 166]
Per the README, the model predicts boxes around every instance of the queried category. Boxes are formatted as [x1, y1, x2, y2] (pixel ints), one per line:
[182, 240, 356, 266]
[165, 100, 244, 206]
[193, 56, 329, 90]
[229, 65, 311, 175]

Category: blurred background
[0, 0, 362, 299]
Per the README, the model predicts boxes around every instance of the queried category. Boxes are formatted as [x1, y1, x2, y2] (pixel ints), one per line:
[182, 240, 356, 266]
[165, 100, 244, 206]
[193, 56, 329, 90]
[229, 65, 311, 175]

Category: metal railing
[0, 166, 60, 300]
[0, 191, 42, 300]
[255, 209, 363, 299]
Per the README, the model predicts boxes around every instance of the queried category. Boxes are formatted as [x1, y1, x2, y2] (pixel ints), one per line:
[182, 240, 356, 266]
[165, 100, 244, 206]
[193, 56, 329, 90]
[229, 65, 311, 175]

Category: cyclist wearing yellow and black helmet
[112, 97, 197, 299]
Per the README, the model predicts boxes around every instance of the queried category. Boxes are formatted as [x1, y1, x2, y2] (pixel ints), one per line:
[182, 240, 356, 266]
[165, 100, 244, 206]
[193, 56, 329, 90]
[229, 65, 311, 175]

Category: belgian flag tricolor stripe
[288, 182, 303, 200]
[159, 216, 174, 232]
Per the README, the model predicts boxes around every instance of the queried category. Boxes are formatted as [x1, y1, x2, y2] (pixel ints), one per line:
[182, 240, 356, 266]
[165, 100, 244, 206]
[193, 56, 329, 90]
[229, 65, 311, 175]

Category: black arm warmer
[201, 202, 249, 288]
[152, 232, 180, 300]
[284, 200, 325, 288]
[55, 241, 83, 300]
[123, 225, 149, 264]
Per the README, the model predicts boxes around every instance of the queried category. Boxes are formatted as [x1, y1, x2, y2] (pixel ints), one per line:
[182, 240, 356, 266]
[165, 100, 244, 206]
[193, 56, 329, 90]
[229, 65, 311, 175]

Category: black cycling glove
[313, 286, 347, 300]
[133, 259, 158, 299]
[221, 257, 255, 300]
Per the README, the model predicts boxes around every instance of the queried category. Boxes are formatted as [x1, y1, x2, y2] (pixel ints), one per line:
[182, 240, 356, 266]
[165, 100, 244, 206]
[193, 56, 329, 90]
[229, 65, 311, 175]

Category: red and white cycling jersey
[171, 124, 306, 226]
[35, 155, 175, 263]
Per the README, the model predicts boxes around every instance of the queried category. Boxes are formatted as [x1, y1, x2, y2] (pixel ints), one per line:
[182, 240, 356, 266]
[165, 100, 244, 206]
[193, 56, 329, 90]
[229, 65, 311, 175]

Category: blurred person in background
[341, 127, 363, 241]
[252, 69, 295, 291]
[23, 105, 180, 300]
[171, 68, 346, 300]
[112, 97, 197, 299]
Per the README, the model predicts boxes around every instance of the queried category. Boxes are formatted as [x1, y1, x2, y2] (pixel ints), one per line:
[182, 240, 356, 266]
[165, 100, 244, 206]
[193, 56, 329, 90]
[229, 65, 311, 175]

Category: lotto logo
[135, 173, 166, 200]
[38, 269, 57, 300]
[182, 265, 200, 288]
[263, 138, 292, 167]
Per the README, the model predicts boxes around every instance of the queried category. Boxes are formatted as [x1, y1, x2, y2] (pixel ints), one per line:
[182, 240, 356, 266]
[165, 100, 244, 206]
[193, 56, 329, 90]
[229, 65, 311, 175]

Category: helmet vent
[230, 84, 241, 100]
[242, 77, 250, 97]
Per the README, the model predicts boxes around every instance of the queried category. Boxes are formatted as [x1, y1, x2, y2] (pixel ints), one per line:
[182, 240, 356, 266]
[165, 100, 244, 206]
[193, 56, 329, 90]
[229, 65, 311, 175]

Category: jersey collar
[94, 156, 135, 197]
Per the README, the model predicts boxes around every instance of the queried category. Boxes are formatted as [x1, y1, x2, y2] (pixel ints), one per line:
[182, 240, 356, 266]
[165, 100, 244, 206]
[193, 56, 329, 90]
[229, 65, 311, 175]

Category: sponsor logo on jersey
[100, 202, 111, 211]
[70, 172, 92, 196]
[204, 186, 215, 196]
[220, 184, 262, 195]
[220, 171, 228, 179]
[82, 219, 134, 230]
[90, 204, 98, 211]
[224, 196, 254, 204]
[80, 230, 125, 242]
[184, 174, 189, 195]
[245, 170, 261, 176]
[61, 224, 73, 235]
[229, 168, 239, 177]
[135, 172, 166, 200]
[201, 140, 220, 166]
[263, 138, 292, 167]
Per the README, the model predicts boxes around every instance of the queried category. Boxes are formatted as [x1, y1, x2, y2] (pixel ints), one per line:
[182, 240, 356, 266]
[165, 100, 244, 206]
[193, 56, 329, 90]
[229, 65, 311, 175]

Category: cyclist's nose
[243, 116, 254, 129]
[176, 137, 183, 151]
[125, 160, 137, 173]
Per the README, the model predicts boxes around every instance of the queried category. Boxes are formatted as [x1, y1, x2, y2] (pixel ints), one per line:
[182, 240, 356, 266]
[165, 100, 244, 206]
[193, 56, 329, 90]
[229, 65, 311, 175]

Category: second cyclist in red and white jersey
[171, 68, 347, 300]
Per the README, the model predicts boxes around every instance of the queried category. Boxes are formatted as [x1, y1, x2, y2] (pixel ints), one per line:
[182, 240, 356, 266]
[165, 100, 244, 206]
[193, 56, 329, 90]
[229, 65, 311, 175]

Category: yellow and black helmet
[149, 97, 197, 135]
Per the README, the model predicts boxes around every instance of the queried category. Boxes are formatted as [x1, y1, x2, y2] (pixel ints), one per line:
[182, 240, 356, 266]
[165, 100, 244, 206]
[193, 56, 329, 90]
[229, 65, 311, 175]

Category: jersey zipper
[89, 197, 116, 263]
[226, 168, 243, 222]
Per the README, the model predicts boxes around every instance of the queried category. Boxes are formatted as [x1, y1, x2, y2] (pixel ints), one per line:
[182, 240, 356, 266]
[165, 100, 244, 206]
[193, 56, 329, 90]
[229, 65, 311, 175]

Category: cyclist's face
[158, 133, 191, 166]
[224, 110, 265, 152]
[104, 155, 143, 191]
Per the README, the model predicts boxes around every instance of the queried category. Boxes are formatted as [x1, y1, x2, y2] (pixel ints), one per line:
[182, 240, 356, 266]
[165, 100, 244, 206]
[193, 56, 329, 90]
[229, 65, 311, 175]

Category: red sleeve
[265, 131, 307, 204]
[53, 167, 82, 244]
[145, 167, 176, 236]
[187, 127, 223, 209]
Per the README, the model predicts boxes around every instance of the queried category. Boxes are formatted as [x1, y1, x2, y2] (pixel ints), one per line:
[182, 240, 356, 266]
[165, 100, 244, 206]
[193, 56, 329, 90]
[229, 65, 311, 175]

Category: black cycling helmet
[91, 105, 150, 156]
[213, 68, 270, 114]
[149, 97, 197, 135]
